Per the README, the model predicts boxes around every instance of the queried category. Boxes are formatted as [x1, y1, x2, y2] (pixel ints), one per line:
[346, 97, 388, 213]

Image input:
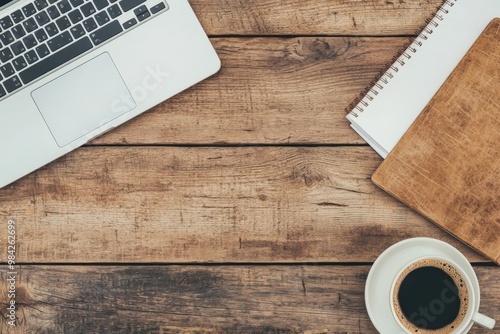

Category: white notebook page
[346, 0, 500, 158]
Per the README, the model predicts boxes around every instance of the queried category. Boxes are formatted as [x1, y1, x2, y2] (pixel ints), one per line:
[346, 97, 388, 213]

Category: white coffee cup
[390, 256, 496, 333]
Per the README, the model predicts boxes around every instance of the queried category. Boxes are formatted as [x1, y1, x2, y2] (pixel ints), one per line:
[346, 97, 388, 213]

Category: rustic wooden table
[1, 0, 499, 332]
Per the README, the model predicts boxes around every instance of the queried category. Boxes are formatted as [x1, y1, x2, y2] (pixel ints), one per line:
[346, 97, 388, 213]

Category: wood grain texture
[190, 0, 443, 36]
[91, 37, 408, 145]
[0, 265, 498, 333]
[0, 147, 487, 263]
[1, 1, 497, 332]
[373, 19, 500, 264]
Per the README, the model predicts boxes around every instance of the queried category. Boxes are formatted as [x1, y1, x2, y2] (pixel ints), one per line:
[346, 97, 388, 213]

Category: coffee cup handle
[473, 312, 496, 329]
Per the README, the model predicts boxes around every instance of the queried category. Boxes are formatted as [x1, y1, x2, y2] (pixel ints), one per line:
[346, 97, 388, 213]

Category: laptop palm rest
[31, 52, 136, 147]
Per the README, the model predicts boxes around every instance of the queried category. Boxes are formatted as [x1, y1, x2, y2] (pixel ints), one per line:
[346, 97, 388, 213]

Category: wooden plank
[92, 37, 407, 145]
[0, 265, 498, 332]
[191, 0, 443, 36]
[0, 147, 488, 263]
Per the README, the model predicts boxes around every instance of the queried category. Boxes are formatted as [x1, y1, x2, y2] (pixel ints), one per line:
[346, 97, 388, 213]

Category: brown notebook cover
[372, 19, 500, 264]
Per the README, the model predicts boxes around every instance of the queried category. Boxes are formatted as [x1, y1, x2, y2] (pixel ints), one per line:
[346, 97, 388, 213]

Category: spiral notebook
[372, 19, 500, 264]
[346, 0, 500, 158]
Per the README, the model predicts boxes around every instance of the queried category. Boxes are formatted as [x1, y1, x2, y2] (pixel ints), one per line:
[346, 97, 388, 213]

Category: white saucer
[365, 237, 480, 333]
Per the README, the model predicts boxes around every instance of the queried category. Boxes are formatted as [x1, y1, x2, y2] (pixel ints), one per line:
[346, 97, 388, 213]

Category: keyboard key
[12, 25, 26, 39]
[3, 75, 22, 93]
[23, 18, 38, 32]
[57, 0, 71, 14]
[34, 0, 49, 10]
[25, 50, 39, 64]
[45, 22, 59, 36]
[12, 56, 27, 71]
[0, 48, 13, 62]
[22, 4, 37, 17]
[119, 0, 146, 12]
[20, 37, 92, 84]
[107, 4, 121, 19]
[134, 5, 149, 22]
[68, 9, 83, 23]
[47, 31, 72, 52]
[56, 16, 71, 30]
[35, 44, 50, 58]
[150, 2, 165, 14]
[93, 0, 108, 10]
[22, 34, 38, 49]
[95, 11, 110, 26]
[0, 0, 162, 95]
[81, 3, 96, 17]
[0, 85, 6, 98]
[10, 41, 26, 55]
[0, 63, 15, 78]
[34, 28, 48, 42]
[0, 31, 14, 46]
[83, 17, 97, 32]
[89, 19, 122, 45]
[122, 17, 136, 29]
[0, 16, 13, 29]
[70, 24, 85, 38]
[70, 0, 84, 7]
[11, 10, 25, 24]
[35, 11, 51, 26]
[47, 6, 60, 19]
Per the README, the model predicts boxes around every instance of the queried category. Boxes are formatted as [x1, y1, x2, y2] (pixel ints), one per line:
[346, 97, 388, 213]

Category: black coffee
[399, 266, 460, 329]
[392, 259, 469, 333]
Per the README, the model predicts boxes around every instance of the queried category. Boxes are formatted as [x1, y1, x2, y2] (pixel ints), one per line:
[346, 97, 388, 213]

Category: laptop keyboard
[0, 0, 169, 99]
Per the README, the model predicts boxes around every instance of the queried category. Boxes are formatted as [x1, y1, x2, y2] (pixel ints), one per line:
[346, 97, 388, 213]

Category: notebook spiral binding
[347, 0, 458, 118]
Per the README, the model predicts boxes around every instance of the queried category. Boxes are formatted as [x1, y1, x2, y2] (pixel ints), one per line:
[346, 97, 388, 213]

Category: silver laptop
[0, 0, 220, 188]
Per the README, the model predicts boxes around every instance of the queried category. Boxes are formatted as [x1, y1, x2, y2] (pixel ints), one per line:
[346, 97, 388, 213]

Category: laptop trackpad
[31, 53, 136, 147]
